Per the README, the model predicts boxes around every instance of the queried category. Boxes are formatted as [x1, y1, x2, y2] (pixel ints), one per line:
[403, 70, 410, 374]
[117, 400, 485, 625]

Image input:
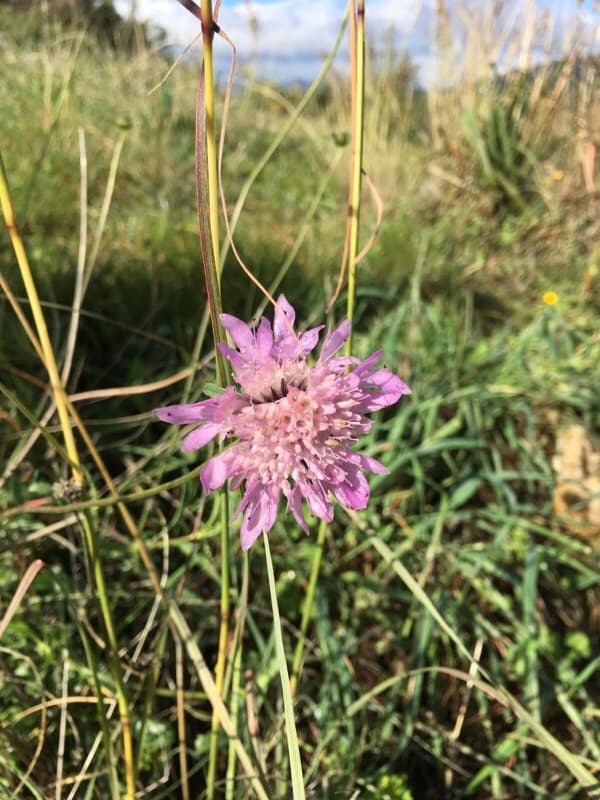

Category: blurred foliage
[458, 68, 567, 213]
[0, 0, 161, 49]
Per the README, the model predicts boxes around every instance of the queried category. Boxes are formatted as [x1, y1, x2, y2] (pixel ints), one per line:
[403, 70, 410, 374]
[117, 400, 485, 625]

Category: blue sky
[116, 0, 600, 86]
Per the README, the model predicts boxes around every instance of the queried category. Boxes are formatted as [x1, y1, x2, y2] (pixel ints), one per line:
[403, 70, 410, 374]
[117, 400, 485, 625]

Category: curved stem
[0, 153, 81, 481]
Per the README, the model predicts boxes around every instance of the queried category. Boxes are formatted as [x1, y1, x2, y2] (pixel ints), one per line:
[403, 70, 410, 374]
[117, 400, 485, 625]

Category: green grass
[1, 6, 599, 799]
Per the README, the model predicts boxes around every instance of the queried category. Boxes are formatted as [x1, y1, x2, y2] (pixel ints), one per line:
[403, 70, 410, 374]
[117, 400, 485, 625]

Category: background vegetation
[1, 1, 599, 798]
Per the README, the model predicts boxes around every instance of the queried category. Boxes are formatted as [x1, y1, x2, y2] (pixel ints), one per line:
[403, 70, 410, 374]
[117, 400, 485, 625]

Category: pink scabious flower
[155, 296, 411, 550]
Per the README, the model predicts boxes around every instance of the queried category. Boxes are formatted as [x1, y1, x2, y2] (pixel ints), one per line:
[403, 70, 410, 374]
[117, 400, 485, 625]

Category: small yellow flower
[543, 290, 559, 306]
[552, 169, 564, 181]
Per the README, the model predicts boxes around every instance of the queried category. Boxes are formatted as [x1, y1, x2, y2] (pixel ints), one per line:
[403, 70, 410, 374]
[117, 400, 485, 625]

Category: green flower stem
[224, 554, 257, 797]
[290, 519, 328, 696]
[225, 620, 243, 800]
[345, 0, 366, 355]
[206, 491, 231, 798]
[263, 533, 306, 800]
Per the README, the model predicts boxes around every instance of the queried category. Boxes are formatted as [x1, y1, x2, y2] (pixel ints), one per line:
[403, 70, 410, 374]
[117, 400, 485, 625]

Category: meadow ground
[0, 5, 599, 799]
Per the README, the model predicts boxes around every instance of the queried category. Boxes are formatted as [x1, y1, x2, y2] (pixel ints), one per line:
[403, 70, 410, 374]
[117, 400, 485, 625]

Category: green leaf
[449, 477, 482, 509]
[202, 382, 226, 398]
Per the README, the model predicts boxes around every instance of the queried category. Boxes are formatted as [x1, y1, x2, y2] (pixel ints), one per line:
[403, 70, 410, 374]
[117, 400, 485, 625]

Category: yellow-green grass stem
[74, 591, 121, 800]
[345, 0, 366, 355]
[263, 533, 306, 800]
[200, 0, 221, 276]
[0, 153, 81, 482]
[196, 4, 232, 796]
[225, 639, 243, 800]
[195, 7, 227, 386]
[80, 513, 136, 799]
[175, 638, 190, 800]
[0, 153, 136, 800]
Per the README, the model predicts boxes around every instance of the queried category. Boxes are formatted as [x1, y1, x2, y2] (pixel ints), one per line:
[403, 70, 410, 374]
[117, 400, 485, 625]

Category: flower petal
[155, 400, 212, 425]
[333, 469, 370, 509]
[255, 318, 274, 355]
[155, 295, 412, 545]
[273, 295, 296, 340]
[302, 480, 334, 522]
[297, 325, 323, 356]
[240, 516, 263, 551]
[286, 485, 310, 534]
[319, 319, 351, 362]
[221, 313, 254, 349]
[359, 371, 412, 411]
[218, 343, 246, 370]
[200, 450, 235, 491]
[181, 423, 221, 451]
[356, 453, 389, 475]
[240, 485, 279, 550]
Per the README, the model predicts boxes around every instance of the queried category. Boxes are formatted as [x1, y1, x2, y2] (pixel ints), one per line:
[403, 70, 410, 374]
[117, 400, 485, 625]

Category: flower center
[237, 358, 310, 404]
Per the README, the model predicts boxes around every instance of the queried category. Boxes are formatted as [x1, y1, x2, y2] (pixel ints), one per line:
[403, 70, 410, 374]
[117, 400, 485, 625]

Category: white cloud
[117, 0, 434, 83]
[117, 0, 600, 87]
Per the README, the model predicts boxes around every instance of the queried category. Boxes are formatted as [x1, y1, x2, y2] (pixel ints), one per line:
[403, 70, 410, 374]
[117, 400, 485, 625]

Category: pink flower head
[155, 296, 411, 550]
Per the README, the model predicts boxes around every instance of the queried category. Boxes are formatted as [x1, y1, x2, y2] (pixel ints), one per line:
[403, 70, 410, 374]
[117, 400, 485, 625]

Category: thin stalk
[200, 0, 221, 276]
[290, 520, 328, 696]
[55, 652, 69, 800]
[60, 128, 88, 387]
[80, 513, 136, 800]
[207, 493, 230, 798]
[196, 0, 227, 386]
[225, 552, 251, 793]
[225, 620, 243, 800]
[74, 601, 121, 800]
[263, 533, 305, 800]
[175, 638, 190, 800]
[0, 152, 135, 800]
[196, 4, 231, 796]
[345, 0, 366, 355]
[0, 152, 80, 481]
